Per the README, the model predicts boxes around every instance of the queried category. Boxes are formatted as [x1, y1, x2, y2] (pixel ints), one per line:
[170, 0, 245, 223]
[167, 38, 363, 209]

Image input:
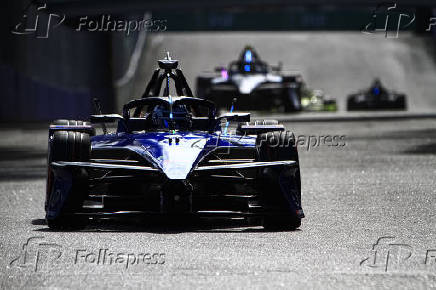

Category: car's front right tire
[256, 131, 303, 231]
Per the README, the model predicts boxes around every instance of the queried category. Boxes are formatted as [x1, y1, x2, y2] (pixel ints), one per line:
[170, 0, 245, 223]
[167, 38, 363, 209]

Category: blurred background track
[1, 1, 436, 121]
[133, 32, 436, 113]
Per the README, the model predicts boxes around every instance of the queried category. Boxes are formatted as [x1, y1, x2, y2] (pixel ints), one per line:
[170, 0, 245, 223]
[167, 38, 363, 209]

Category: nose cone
[233, 75, 266, 94]
[134, 133, 210, 180]
[159, 136, 207, 179]
[132, 132, 213, 180]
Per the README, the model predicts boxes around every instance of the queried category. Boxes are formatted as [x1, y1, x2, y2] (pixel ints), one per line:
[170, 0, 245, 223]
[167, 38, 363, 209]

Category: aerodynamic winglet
[51, 161, 158, 171]
[195, 160, 296, 171]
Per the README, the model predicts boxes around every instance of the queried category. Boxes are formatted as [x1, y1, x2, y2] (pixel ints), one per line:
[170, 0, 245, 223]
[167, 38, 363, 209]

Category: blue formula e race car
[45, 54, 304, 230]
[347, 78, 407, 111]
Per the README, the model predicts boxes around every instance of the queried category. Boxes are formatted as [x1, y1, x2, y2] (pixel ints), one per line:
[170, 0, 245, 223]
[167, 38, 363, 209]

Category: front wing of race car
[198, 77, 303, 112]
[46, 156, 298, 221]
[347, 93, 407, 111]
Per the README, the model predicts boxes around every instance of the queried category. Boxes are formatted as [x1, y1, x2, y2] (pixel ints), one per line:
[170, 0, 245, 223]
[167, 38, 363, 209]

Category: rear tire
[347, 96, 360, 111]
[46, 131, 90, 230]
[196, 77, 212, 99]
[49, 131, 90, 163]
[395, 95, 407, 110]
[257, 131, 303, 231]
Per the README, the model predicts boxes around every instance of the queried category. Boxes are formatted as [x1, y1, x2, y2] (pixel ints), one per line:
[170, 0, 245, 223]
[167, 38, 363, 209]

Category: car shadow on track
[403, 143, 436, 154]
[31, 218, 302, 233]
[0, 146, 46, 181]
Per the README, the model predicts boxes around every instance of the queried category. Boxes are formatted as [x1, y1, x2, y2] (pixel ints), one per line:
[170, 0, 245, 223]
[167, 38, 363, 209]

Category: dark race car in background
[196, 46, 304, 112]
[45, 54, 304, 231]
[347, 78, 407, 111]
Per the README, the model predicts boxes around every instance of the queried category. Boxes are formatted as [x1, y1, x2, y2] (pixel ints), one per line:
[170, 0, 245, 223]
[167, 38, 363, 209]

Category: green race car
[301, 88, 337, 112]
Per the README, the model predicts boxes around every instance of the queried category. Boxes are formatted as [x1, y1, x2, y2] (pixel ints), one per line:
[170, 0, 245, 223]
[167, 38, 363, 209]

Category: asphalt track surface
[1, 118, 436, 289]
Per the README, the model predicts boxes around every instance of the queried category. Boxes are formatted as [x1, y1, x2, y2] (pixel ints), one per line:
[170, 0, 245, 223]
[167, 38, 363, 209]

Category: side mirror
[218, 112, 250, 123]
[91, 114, 128, 133]
[214, 66, 226, 73]
[90, 114, 124, 123]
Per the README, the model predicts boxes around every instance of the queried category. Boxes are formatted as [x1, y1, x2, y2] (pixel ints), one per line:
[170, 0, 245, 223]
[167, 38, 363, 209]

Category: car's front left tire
[46, 130, 90, 230]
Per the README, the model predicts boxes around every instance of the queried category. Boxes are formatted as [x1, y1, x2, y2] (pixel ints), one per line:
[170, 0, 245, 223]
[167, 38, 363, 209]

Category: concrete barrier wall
[0, 1, 114, 122]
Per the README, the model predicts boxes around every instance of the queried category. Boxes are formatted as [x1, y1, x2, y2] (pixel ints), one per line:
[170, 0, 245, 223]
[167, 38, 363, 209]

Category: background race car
[347, 78, 407, 111]
[301, 88, 337, 112]
[196, 46, 304, 112]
